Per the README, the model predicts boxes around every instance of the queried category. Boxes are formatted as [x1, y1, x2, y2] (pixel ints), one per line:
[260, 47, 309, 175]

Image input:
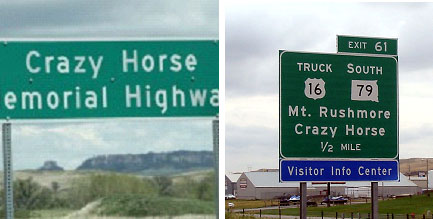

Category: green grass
[225, 199, 279, 210]
[225, 211, 256, 219]
[260, 194, 433, 216]
[27, 209, 74, 218]
[98, 194, 215, 216]
[0, 170, 215, 218]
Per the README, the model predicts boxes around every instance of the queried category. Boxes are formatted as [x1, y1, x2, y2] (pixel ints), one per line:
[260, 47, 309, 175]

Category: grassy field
[0, 169, 212, 190]
[238, 194, 433, 216]
[226, 211, 256, 219]
[0, 170, 87, 189]
[225, 199, 279, 210]
[98, 194, 215, 216]
[28, 209, 74, 218]
[0, 170, 216, 218]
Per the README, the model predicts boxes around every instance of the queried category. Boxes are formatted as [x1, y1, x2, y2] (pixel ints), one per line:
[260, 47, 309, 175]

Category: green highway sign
[0, 40, 218, 119]
[279, 51, 398, 159]
[337, 35, 397, 56]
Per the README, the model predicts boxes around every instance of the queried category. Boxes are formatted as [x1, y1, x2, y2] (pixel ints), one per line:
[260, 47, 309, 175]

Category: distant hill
[76, 150, 214, 175]
[400, 158, 433, 176]
[38, 161, 64, 171]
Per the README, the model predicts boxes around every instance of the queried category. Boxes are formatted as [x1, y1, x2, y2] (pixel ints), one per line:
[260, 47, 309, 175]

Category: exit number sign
[337, 35, 397, 56]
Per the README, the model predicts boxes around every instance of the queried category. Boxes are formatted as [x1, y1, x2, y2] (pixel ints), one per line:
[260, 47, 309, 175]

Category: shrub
[66, 173, 158, 208]
[13, 177, 54, 210]
[98, 194, 214, 216]
[170, 171, 215, 201]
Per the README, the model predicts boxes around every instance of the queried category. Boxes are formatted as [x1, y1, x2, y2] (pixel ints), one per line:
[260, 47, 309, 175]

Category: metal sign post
[3, 123, 13, 219]
[300, 182, 307, 219]
[212, 117, 219, 219]
[327, 182, 331, 207]
[371, 182, 378, 219]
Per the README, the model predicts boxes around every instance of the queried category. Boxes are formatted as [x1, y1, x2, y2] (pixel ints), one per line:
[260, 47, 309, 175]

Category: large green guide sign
[0, 40, 218, 119]
[337, 35, 397, 56]
[279, 51, 398, 159]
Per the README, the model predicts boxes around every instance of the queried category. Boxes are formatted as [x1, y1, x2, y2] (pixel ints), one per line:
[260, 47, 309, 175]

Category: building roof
[252, 168, 279, 172]
[226, 173, 241, 183]
[242, 172, 418, 188]
[244, 171, 313, 188]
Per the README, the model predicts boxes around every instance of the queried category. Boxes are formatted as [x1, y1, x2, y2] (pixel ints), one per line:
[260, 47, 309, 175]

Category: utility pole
[408, 163, 411, 180]
[427, 159, 429, 193]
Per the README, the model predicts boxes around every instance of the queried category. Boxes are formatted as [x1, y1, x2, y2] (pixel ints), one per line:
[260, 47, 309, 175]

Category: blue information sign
[280, 160, 399, 182]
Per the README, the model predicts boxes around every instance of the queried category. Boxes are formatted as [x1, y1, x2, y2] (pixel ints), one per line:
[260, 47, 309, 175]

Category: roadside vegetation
[227, 194, 433, 218]
[225, 199, 279, 210]
[99, 194, 214, 216]
[0, 170, 215, 218]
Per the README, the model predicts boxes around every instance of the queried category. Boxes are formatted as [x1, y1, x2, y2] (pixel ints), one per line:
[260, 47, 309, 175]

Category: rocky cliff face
[76, 150, 214, 173]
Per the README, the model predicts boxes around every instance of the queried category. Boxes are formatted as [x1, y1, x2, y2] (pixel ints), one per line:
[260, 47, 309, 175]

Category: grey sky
[226, 2, 433, 174]
[8, 119, 213, 170]
[0, 0, 218, 170]
[0, 0, 218, 38]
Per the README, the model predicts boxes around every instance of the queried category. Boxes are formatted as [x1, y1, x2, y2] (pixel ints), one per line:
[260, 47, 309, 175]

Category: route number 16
[304, 78, 326, 100]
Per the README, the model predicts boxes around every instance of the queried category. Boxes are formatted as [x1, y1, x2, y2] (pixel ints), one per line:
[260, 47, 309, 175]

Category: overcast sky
[0, 0, 218, 38]
[11, 119, 213, 170]
[0, 0, 218, 170]
[226, 2, 433, 174]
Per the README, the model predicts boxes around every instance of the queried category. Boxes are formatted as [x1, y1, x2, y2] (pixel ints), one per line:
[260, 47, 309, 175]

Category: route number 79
[357, 84, 373, 96]
[351, 80, 379, 102]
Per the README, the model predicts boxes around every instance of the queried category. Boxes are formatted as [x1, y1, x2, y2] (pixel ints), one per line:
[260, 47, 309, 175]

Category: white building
[236, 171, 421, 200]
[225, 173, 241, 195]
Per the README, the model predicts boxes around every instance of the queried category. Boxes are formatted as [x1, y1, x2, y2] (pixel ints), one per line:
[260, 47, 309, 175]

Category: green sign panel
[279, 51, 398, 159]
[337, 35, 397, 56]
[0, 40, 218, 119]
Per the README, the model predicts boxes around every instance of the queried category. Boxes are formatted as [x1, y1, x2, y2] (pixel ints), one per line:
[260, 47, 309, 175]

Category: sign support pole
[371, 182, 378, 219]
[212, 116, 219, 219]
[3, 123, 13, 219]
[300, 182, 307, 219]
[327, 182, 331, 207]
